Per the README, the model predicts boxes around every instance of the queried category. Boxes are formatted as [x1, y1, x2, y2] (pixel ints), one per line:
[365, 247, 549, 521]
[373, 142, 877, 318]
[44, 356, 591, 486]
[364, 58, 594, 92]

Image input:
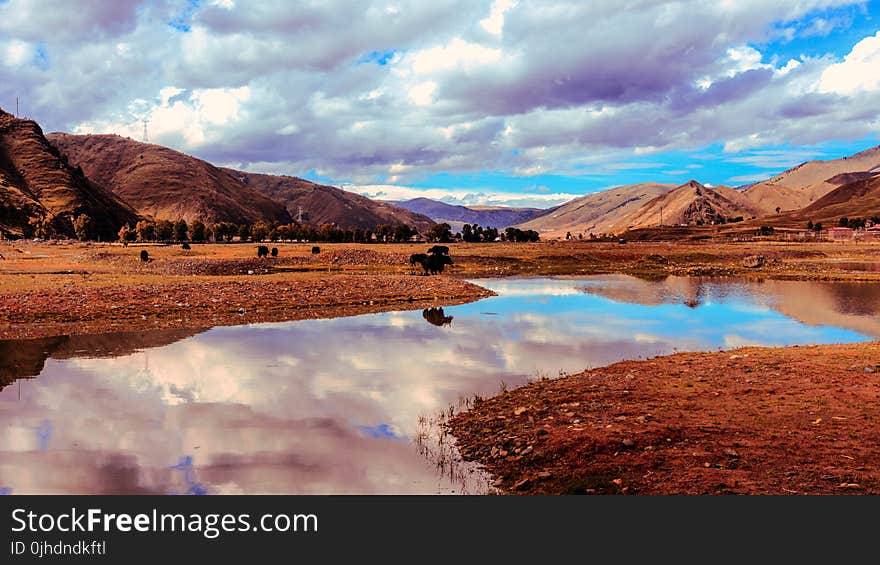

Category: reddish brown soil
[449, 343, 880, 495]
[0, 274, 491, 340]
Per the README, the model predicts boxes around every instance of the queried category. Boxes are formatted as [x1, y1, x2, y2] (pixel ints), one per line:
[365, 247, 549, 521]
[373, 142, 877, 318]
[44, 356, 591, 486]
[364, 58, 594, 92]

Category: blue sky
[2, 0, 880, 207]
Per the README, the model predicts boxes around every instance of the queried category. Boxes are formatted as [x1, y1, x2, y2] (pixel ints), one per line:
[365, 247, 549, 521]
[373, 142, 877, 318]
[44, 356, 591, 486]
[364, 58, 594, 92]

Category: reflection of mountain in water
[578, 275, 880, 338]
[0, 328, 206, 390]
[422, 307, 454, 327]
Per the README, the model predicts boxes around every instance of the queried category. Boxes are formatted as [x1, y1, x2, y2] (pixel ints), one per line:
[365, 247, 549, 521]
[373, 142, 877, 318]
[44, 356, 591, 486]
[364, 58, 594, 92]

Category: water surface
[1, 276, 878, 494]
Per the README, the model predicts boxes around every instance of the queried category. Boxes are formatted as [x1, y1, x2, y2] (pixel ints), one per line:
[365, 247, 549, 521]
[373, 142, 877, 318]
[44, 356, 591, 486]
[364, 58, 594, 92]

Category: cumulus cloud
[1, 0, 878, 203]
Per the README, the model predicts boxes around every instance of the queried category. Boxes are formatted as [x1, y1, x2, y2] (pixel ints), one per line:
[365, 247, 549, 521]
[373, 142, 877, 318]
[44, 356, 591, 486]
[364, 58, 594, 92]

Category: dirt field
[1, 239, 879, 339]
[449, 342, 880, 495]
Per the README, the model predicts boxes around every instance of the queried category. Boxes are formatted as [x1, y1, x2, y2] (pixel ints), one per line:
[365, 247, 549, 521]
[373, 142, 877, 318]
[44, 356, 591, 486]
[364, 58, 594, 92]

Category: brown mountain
[621, 180, 761, 230]
[764, 173, 880, 227]
[0, 109, 137, 239]
[224, 169, 435, 231]
[516, 183, 676, 237]
[48, 133, 292, 225]
[743, 145, 880, 213]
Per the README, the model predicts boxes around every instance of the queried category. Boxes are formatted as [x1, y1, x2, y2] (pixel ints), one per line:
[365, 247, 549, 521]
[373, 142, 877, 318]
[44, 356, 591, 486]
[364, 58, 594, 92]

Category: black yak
[409, 253, 428, 266]
[271, 247, 278, 257]
[181, 243, 191, 250]
[257, 245, 269, 258]
[311, 246, 321, 254]
[425, 253, 452, 275]
[422, 307, 453, 327]
[139, 250, 149, 262]
[428, 245, 449, 256]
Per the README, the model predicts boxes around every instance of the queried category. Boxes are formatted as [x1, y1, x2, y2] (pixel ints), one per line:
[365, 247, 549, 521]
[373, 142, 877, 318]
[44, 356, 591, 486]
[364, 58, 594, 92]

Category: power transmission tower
[297, 206, 303, 223]
[142, 119, 149, 143]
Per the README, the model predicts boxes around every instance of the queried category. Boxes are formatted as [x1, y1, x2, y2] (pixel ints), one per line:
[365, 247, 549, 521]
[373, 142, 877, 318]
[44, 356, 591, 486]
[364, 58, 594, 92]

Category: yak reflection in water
[422, 307, 453, 327]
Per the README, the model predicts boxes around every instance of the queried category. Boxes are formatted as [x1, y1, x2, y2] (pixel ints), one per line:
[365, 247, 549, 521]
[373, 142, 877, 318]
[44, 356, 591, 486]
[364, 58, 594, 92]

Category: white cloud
[480, 0, 517, 35]
[407, 81, 437, 106]
[818, 30, 880, 94]
[407, 38, 502, 74]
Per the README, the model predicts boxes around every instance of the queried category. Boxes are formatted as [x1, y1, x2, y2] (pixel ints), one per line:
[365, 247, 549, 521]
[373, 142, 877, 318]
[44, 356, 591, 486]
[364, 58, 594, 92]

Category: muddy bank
[0, 274, 492, 340]
[449, 342, 880, 495]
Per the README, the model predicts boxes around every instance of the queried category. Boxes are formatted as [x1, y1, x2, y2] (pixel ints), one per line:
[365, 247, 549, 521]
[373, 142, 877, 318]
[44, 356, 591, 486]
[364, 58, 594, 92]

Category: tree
[839, 217, 849, 227]
[173, 219, 188, 242]
[190, 220, 206, 242]
[807, 220, 814, 230]
[238, 224, 250, 241]
[135, 220, 155, 242]
[427, 223, 452, 243]
[73, 214, 94, 241]
[813, 222, 823, 233]
[155, 220, 174, 241]
[251, 222, 270, 242]
[276, 224, 292, 241]
[268, 228, 278, 242]
[393, 224, 416, 242]
[118, 224, 136, 243]
[374, 224, 392, 242]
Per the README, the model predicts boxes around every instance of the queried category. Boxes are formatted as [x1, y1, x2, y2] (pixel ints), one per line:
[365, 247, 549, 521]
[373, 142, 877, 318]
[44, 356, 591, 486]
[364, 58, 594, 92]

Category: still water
[1, 276, 879, 494]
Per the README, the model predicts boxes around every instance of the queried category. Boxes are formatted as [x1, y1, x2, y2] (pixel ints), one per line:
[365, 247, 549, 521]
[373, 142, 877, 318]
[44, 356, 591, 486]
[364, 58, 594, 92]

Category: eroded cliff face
[0, 109, 137, 239]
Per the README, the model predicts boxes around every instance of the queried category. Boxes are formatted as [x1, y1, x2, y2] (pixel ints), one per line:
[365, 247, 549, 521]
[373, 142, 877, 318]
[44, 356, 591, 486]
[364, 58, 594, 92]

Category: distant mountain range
[3, 105, 880, 240]
[515, 145, 880, 237]
[391, 197, 542, 229]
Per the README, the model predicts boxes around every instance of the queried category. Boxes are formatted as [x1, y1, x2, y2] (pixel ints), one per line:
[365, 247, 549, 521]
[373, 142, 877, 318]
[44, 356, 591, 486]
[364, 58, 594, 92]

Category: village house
[826, 226, 855, 240]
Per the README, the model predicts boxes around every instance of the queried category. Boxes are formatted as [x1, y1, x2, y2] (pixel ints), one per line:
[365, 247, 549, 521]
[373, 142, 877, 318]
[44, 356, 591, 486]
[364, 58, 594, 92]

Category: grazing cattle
[409, 253, 428, 266]
[311, 246, 321, 255]
[257, 245, 269, 258]
[181, 243, 191, 250]
[139, 250, 149, 262]
[271, 247, 278, 257]
[428, 245, 449, 256]
[425, 253, 453, 275]
[422, 307, 454, 327]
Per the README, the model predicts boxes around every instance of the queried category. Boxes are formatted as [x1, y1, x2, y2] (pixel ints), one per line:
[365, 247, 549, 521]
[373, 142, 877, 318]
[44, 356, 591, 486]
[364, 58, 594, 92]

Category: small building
[864, 226, 880, 241]
[827, 226, 855, 241]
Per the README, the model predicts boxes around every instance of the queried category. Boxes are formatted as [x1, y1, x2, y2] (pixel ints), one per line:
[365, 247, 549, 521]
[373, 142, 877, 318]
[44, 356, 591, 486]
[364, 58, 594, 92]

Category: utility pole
[15, 97, 19, 117]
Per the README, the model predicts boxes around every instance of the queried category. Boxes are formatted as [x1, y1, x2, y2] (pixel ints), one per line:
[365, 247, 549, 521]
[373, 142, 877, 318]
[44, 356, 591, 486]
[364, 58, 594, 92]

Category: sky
[1, 0, 879, 208]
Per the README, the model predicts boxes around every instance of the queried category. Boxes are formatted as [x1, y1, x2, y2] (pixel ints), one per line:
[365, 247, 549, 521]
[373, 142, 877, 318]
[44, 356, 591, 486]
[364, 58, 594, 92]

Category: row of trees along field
[113, 219, 541, 244]
[427, 223, 540, 243]
[116, 220, 422, 243]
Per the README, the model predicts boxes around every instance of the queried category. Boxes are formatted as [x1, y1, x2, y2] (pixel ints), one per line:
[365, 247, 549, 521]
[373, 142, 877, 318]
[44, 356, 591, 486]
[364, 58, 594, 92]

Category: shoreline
[2, 239, 879, 339]
[449, 342, 880, 495]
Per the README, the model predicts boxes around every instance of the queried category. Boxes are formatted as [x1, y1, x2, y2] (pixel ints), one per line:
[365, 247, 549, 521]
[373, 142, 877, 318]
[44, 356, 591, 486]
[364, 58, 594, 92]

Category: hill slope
[0, 110, 137, 239]
[226, 170, 435, 231]
[743, 145, 880, 213]
[622, 180, 762, 229]
[516, 183, 676, 237]
[48, 133, 292, 225]
[392, 197, 541, 229]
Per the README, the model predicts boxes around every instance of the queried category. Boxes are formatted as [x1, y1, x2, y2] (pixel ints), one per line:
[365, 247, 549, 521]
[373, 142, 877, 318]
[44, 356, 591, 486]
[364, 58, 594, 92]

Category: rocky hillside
[517, 183, 676, 237]
[48, 133, 292, 225]
[622, 180, 762, 229]
[0, 110, 137, 239]
[226, 170, 434, 232]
